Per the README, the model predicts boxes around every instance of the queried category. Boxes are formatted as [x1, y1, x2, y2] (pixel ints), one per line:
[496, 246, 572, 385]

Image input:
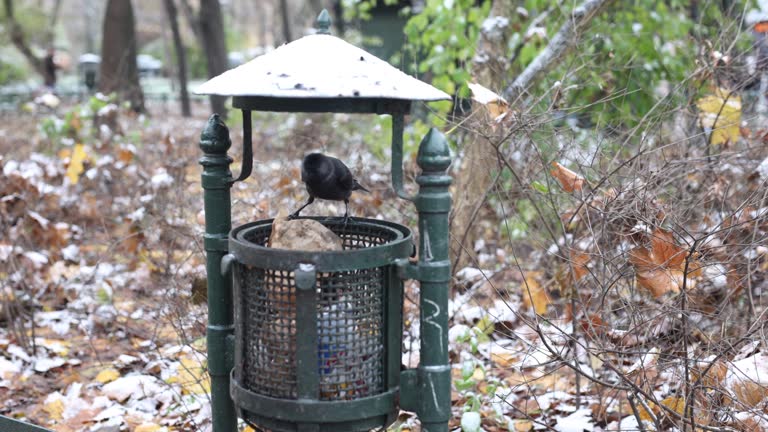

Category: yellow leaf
[661, 396, 686, 415]
[513, 420, 533, 431]
[521, 272, 549, 315]
[65, 144, 88, 184]
[167, 356, 211, 395]
[637, 396, 685, 421]
[475, 315, 495, 335]
[696, 88, 741, 145]
[134, 424, 164, 432]
[44, 398, 64, 420]
[472, 367, 485, 381]
[96, 367, 120, 384]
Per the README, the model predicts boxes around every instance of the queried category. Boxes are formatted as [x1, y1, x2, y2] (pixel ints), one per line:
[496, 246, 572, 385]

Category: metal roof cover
[195, 34, 450, 102]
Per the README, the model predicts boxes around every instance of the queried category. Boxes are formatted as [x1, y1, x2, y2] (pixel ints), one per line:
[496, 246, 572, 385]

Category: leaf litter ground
[1, 99, 767, 432]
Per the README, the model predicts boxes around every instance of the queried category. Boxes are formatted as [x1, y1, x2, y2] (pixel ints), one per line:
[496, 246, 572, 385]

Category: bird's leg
[288, 196, 314, 220]
[342, 199, 351, 225]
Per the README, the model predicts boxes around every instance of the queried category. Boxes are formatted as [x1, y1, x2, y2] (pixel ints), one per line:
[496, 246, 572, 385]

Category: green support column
[199, 114, 238, 432]
[414, 128, 452, 432]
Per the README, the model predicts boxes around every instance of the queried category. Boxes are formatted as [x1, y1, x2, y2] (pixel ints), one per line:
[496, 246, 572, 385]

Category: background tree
[2, 0, 56, 80]
[279, 0, 293, 43]
[163, 0, 191, 117]
[99, 0, 144, 112]
[179, 0, 228, 117]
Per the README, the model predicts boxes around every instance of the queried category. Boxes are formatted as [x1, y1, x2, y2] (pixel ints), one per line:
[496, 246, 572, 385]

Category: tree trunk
[450, 0, 514, 272]
[99, 0, 145, 112]
[178, 0, 202, 42]
[3, 0, 46, 78]
[332, 0, 344, 35]
[163, 0, 191, 117]
[198, 0, 228, 117]
[279, 0, 293, 43]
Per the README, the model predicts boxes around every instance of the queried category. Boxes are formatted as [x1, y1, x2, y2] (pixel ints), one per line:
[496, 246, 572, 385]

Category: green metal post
[0, 416, 53, 432]
[414, 128, 452, 432]
[199, 114, 237, 432]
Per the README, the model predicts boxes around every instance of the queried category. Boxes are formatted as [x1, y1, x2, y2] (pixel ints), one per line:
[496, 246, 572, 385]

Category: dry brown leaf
[726, 353, 768, 407]
[570, 249, 590, 282]
[629, 228, 701, 298]
[692, 359, 727, 388]
[117, 145, 134, 164]
[467, 82, 511, 121]
[490, 352, 517, 368]
[512, 420, 533, 431]
[521, 271, 549, 315]
[550, 162, 585, 193]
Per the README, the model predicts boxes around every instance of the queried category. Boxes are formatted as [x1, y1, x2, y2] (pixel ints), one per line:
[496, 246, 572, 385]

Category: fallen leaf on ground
[521, 271, 549, 315]
[629, 228, 701, 298]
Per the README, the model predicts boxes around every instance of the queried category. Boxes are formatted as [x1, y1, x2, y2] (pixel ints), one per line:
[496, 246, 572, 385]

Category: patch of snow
[555, 407, 594, 432]
[34, 356, 66, 372]
[460, 411, 481, 432]
[537, 390, 574, 411]
[126, 207, 146, 223]
[62, 244, 80, 262]
[455, 267, 486, 283]
[150, 168, 174, 189]
[22, 250, 49, 268]
[102, 374, 165, 402]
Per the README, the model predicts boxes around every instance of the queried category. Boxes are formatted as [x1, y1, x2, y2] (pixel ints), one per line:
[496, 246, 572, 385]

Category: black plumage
[289, 153, 369, 222]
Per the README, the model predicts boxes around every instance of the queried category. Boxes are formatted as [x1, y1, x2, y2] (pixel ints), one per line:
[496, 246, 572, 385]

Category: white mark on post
[429, 377, 441, 414]
[424, 298, 444, 354]
[423, 222, 434, 261]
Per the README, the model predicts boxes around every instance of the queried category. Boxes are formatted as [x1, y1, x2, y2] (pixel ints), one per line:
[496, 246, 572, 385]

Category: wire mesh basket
[229, 217, 412, 432]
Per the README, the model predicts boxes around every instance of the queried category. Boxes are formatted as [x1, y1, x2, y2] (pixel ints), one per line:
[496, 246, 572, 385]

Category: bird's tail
[353, 180, 370, 193]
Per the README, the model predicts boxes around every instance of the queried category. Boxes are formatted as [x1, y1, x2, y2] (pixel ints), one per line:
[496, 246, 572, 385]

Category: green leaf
[531, 181, 549, 193]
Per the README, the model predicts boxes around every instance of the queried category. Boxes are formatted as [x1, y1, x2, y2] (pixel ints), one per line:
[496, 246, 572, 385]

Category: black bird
[289, 153, 369, 223]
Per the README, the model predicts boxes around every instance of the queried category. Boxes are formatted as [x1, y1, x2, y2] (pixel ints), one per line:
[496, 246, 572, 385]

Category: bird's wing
[330, 157, 355, 191]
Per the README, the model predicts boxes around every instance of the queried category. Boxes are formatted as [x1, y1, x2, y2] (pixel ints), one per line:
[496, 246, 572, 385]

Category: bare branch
[3, 0, 45, 77]
[503, 0, 613, 102]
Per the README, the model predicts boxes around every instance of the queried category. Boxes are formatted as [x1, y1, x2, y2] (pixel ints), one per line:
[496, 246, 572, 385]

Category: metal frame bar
[0, 416, 53, 432]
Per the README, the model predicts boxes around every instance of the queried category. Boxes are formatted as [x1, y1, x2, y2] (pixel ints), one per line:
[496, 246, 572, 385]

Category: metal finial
[199, 114, 231, 153]
[417, 128, 451, 171]
[316, 9, 331, 34]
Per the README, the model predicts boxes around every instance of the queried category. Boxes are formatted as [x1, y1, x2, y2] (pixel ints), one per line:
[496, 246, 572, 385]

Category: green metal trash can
[228, 217, 412, 431]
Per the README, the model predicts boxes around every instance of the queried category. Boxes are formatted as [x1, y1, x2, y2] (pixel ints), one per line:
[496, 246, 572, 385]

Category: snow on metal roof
[195, 34, 450, 102]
